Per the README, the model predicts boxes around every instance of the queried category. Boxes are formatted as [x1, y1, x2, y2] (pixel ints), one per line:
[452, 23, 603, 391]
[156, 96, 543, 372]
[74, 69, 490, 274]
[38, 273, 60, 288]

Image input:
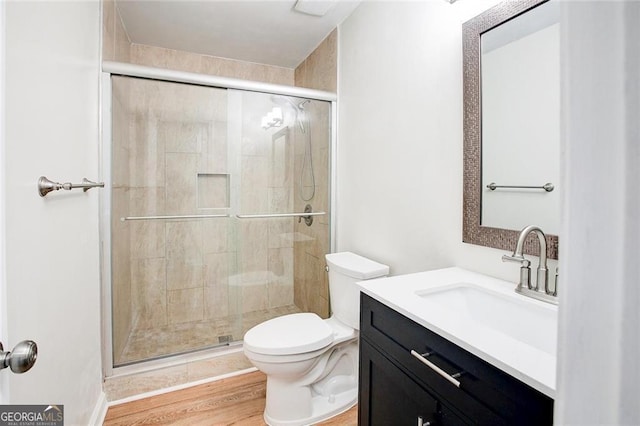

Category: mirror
[463, 0, 559, 259]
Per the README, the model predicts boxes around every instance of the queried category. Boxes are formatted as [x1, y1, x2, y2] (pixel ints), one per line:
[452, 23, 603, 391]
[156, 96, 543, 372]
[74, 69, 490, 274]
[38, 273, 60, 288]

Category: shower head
[270, 95, 302, 112]
[298, 100, 311, 110]
[270, 95, 309, 133]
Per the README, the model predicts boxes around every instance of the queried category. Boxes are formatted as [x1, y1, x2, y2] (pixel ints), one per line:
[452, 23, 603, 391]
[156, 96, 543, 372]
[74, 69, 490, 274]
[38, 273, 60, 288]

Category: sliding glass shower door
[109, 76, 331, 367]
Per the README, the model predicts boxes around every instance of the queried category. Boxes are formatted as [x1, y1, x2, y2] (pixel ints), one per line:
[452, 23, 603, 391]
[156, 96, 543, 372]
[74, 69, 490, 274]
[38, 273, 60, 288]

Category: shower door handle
[235, 212, 325, 219]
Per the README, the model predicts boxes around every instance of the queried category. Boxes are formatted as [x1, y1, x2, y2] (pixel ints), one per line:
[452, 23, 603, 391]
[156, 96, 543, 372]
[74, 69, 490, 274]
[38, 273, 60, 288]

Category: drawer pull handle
[417, 416, 431, 426]
[410, 349, 461, 388]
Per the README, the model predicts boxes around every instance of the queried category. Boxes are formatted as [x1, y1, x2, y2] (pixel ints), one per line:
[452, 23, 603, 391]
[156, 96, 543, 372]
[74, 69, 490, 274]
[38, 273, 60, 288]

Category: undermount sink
[415, 283, 557, 355]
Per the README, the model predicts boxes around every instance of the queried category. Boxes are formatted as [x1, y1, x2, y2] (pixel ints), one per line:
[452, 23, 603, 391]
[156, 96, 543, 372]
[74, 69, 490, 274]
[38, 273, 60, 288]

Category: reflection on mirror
[463, 0, 559, 259]
[481, 1, 560, 235]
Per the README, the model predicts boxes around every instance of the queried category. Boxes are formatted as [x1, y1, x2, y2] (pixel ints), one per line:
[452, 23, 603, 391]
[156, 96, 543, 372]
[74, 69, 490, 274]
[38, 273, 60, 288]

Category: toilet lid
[244, 313, 334, 355]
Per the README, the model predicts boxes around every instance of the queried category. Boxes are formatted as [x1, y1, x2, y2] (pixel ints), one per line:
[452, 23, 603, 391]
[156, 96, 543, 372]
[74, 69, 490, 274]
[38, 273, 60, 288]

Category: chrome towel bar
[235, 211, 326, 219]
[486, 182, 554, 192]
[121, 214, 230, 221]
[38, 176, 105, 197]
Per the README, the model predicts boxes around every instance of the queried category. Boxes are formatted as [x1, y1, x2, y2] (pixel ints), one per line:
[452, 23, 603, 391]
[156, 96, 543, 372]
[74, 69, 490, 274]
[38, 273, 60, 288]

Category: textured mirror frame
[462, 0, 559, 259]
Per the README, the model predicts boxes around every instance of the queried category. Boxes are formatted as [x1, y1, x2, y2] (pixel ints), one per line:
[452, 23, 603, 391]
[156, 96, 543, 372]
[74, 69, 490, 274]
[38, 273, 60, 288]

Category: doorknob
[0, 340, 38, 374]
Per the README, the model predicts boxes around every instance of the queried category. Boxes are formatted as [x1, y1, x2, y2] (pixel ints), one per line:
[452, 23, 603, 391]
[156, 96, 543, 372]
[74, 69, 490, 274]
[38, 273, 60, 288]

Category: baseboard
[88, 391, 109, 425]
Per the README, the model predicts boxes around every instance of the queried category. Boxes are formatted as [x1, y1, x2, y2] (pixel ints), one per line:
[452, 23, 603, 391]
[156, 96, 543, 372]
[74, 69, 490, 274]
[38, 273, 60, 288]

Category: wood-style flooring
[103, 371, 358, 426]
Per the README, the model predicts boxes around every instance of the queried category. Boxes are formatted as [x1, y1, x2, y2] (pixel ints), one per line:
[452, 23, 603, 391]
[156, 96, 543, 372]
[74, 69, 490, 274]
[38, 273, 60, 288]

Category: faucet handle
[551, 267, 558, 296]
[502, 254, 531, 267]
[502, 254, 532, 290]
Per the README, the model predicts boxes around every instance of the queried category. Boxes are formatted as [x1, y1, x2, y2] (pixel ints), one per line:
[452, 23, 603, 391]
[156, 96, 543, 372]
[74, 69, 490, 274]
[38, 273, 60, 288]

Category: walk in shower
[103, 66, 334, 368]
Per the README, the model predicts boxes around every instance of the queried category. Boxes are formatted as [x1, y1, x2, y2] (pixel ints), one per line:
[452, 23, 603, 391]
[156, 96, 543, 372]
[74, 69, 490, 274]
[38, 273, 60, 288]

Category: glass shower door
[232, 90, 332, 335]
[110, 76, 239, 366]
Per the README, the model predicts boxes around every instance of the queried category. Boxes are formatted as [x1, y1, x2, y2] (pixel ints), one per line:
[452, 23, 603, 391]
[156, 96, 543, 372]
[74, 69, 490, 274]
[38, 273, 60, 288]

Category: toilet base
[264, 387, 357, 426]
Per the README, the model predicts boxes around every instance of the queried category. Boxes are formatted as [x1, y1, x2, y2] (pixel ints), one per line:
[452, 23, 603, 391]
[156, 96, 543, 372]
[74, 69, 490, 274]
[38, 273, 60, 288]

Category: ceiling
[116, 0, 362, 69]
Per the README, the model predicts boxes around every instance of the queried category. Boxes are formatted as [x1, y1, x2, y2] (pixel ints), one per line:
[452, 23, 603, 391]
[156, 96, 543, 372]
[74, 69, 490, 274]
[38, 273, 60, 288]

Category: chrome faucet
[502, 225, 557, 304]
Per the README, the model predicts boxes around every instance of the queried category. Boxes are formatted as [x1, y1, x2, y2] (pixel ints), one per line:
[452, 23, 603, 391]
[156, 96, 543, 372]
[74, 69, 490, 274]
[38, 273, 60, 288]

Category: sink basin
[416, 283, 557, 355]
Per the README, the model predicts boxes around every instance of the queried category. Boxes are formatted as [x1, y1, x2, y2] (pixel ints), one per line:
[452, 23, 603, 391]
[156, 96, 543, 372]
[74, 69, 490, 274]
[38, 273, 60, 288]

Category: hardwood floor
[103, 371, 358, 426]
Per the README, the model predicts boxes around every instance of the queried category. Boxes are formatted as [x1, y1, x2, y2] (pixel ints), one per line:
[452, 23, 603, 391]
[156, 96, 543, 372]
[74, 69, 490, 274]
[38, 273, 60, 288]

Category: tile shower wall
[292, 31, 337, 318]
[295, 29, 338, 93]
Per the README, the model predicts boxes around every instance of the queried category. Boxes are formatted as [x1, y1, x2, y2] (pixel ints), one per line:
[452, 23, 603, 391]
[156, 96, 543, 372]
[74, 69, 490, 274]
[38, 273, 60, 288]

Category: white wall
[337, 0, 558, 281]
[4, 1, 103, 424]
[555, 1, 639, 424]
[0, 0, 8, 404]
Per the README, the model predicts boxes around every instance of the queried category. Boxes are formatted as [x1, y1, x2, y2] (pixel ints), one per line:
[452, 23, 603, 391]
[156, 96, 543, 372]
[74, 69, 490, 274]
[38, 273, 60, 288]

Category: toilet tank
[325, 252, 389, 330]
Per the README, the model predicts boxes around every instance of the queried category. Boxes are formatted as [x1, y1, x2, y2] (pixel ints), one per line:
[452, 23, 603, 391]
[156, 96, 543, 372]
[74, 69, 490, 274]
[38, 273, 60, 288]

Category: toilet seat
[244, 313, 334, 356]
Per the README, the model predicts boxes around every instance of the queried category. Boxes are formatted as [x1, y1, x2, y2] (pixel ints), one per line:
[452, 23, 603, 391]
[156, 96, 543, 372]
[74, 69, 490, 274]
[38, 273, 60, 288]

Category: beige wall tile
[166, 258, 204, 290]
[294, 29, 337, 92]
[200, 120, 228, 174]
[130, 44, 295, 86]
[114, 3, 131, 62]
[268, 248, 294, 308]
[241, 283, 267, 313]
[102, 0, 115, 61]
[129, 187, 166, 216]
[131, 258, 167, 329]
[168, 288, 204, 324]
[130, 221, 166, 259]
[269, 248, 294, 282]
[165, 153, 198, 214]
[161, 121, 206, 154]
[130, 114, 165, 188]
[240, 156, 269, 213]
[166, 221, 203, 261]
[202, 220, 230, 254]
[204, 285, 229, 320]
[238, 221, 268, 274]
[268, 217, 294, 249]
[204, 252, 230, 287]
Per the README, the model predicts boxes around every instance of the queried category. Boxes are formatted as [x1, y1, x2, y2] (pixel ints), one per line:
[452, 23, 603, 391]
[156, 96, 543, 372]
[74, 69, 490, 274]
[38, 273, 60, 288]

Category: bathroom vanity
[356, 268, 556, 425]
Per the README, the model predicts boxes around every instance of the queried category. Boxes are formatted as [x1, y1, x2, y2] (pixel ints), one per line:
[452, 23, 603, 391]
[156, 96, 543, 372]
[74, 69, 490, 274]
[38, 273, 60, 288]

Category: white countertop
[357, 267, 557, 398]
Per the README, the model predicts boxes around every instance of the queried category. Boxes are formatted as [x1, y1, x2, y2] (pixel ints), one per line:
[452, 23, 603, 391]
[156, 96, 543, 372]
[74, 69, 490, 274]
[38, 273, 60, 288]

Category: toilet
[243, 252, 389, 426]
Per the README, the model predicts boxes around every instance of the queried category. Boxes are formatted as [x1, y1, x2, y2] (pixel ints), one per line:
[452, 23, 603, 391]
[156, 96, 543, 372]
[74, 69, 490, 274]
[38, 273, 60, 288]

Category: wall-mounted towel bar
[486, 182, 554, 192]
[38, 176, 105, 197]
[121, 214, 230, 221]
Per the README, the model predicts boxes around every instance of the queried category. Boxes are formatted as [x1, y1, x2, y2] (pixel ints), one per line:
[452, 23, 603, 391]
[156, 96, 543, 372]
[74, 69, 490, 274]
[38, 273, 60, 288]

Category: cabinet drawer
[360, 293, 553, 425]
[359, 339, 443, 426]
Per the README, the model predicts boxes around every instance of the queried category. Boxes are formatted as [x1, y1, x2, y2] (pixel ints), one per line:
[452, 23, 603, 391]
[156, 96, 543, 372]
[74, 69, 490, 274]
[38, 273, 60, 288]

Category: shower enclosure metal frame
[99, 61, 338, 378]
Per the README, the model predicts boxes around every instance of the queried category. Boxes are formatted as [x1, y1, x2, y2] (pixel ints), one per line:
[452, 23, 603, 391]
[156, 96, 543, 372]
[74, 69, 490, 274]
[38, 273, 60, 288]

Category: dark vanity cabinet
[358, 294, 554, 425]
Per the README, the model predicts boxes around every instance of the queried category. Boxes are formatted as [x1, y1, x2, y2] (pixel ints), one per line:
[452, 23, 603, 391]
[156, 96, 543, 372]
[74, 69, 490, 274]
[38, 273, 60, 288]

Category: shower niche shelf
[197, 173, 230, 209]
